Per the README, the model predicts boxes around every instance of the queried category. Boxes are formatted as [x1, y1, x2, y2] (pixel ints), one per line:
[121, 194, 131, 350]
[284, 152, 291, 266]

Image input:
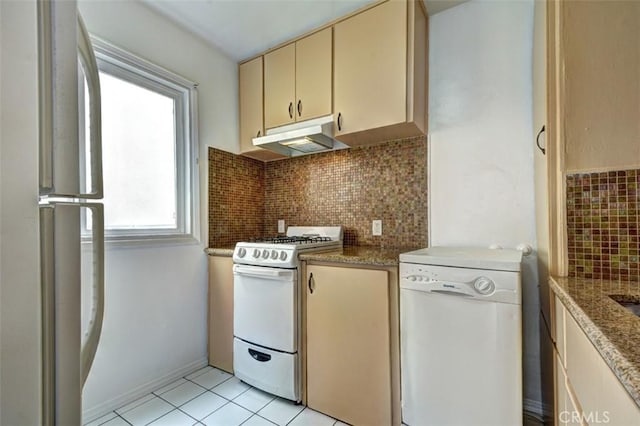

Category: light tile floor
[84, 366, 341, 426]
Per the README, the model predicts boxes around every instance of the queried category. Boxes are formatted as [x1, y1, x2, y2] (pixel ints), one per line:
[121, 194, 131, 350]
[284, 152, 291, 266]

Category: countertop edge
[206, 245, 408, 266]
[299, 246, 411, 267]
[204, 247, 234, 257]
[299, 252, 399, 267]
[550, 276, 640, 407]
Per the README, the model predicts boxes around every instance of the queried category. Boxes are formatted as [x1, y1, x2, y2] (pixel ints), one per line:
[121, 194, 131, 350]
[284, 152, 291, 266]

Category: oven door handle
[234, 265, 291, 279]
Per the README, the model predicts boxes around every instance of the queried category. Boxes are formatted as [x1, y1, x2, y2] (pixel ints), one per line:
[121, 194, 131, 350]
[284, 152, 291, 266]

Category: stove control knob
[280, 251, 288, 261]
[473, 276, 495, 295]
[271, 250, 278, 260]
[237, 248, 246, 258]
[253, 249, 260, 258]
[262, 249, 269, 259]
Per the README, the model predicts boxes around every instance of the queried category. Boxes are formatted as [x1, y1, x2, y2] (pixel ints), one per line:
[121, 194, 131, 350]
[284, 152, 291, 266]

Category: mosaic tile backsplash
[208, 148, 264, 247]
[209, 136, 428, 248]
[567, 169, 640, 281]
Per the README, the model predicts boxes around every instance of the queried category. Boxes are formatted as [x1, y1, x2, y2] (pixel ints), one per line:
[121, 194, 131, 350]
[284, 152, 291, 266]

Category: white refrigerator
[0, 0, 104, 424]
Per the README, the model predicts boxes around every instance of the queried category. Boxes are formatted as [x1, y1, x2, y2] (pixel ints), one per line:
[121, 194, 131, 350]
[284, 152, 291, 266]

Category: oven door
[233, 264, 297, 353]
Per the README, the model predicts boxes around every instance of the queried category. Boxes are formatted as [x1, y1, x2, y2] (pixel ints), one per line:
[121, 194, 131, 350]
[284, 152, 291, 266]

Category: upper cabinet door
[295, 28, 332, 122]
[239, 57, 264, 152]
[334, 0, 427, 147]
[334, 0, 407, 138]
[239, 57, 286, 161]
[264, 43, 296, 129]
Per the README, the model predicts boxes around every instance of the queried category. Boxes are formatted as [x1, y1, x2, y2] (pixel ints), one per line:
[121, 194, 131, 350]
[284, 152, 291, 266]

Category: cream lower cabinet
[304, 263, 399, 425]
[554, 294, 640, 425]
[556, 353, 584, 426]
[208, 255, 234, 373]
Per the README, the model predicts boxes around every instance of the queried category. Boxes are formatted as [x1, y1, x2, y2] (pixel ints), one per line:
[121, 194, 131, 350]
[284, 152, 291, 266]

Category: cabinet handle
[308, 272, 314, 294]
[297, 100, 302, 117]
[536, 125, 546, 155]
[288, 102, 293, 119]
[256, 130, 261, 138]
[337, 113, 343, 131]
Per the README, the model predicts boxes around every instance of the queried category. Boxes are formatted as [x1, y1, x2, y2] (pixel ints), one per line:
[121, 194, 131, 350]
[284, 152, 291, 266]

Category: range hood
[253, 114, 349, 157]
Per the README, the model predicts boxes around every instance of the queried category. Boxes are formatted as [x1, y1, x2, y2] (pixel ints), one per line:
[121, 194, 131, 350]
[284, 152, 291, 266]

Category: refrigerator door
[37, 0, 105, 423]
[39, 1, 103, 200]
[40, 201, 104, 424]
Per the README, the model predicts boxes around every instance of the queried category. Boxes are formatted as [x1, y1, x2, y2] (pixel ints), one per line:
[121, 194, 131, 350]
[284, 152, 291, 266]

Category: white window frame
[84, 37, 200, 244]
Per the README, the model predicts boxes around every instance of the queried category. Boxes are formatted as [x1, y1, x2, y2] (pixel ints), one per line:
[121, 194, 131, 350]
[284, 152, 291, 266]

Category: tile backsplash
[208, 148, 264, 247]
[566, 169, 640, 281]
[209, 136, 428, 248]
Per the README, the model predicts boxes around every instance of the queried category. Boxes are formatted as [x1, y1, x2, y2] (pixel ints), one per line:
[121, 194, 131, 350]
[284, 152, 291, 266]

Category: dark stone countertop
[550, 276, 640, 408]
[206, 245, 417, 266]
[204, 247, 234, 257]
[299, 245, 416, 267]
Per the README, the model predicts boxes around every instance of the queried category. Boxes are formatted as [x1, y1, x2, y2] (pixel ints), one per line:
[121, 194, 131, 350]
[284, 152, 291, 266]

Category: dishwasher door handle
[431, 289, 472, 297]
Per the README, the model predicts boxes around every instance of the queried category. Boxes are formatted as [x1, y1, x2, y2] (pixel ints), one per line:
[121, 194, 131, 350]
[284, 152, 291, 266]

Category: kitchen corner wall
[209, 136, 428, 248]
[428, 0, 542, 417]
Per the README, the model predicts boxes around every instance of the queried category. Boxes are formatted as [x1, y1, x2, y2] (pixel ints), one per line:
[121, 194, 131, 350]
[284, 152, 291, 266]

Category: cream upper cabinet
[295, 28, 332, 122]
[560, 0, 640, 172]
[239, 57, 285, 161]
[305, 264, 394, 425]
[264, 28, 332, 129]
[334, 0, 427, 147]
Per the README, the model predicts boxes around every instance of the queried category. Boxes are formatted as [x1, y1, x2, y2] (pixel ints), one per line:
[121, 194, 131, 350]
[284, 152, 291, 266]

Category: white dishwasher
[399, 247, 523, 426]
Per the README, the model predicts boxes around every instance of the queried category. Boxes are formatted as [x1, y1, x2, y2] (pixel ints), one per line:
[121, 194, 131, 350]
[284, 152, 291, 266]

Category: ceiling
[141, 0, 467, 62]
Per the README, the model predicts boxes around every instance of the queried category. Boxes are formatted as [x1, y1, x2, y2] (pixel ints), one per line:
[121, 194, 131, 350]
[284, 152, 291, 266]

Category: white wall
[77, 0, 238, 419]
[429, 0, 543, 416]
[0, 1, 43, 423]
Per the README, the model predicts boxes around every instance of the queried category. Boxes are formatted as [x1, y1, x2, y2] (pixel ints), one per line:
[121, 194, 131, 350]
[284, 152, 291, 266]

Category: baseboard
[82, 357, 208, 423]
[524, 398, 553, 422]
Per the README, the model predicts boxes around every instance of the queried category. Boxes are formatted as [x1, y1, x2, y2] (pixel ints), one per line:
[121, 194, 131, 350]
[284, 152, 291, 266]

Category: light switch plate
[372, 220, 382, 236]
[278, 219, 285, 233]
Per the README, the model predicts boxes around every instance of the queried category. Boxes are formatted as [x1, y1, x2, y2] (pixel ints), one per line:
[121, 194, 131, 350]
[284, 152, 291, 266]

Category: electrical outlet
[278, 219, 285, 233]
[372, 220, 382, 236]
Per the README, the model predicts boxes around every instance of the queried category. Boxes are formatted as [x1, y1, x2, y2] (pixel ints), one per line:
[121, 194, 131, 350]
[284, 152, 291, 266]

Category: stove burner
[250, 235, 332, 244]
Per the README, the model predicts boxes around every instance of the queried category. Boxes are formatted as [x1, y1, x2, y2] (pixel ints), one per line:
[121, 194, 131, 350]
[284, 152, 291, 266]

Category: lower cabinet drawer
[233, 338, 299, 402]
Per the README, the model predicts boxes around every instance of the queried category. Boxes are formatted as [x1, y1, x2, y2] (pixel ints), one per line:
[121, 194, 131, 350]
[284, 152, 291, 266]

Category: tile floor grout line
[229, 385, 253, 405]
[175, 406, 206, 425]
[283, 404, 306, 426]
[199, 399, 241, 423]
[155, 387, 209, 411]
[140, 406, 175, 426]
[184, 373, 233, 392]
[115, 393, 157, 416]
[115, 413, 133, 426]
[242, 412, 279, 426]
[152, 378, 188, 397]
[87, 411, 118, 426]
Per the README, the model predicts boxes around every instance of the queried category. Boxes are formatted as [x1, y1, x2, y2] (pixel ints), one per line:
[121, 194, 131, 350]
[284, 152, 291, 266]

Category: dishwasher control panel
[399, 262, 521, 304]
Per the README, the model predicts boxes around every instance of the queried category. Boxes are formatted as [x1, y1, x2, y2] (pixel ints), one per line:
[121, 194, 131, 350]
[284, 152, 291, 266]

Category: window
[83, 38, 199, 243]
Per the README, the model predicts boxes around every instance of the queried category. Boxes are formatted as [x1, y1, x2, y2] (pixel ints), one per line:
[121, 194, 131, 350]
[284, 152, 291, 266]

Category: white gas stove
[233, 226, 343, 268]
[232, 226, 342, 402]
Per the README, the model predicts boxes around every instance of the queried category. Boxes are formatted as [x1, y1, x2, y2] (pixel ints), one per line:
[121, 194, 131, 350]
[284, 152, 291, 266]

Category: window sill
[82, 234, 201, 249]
